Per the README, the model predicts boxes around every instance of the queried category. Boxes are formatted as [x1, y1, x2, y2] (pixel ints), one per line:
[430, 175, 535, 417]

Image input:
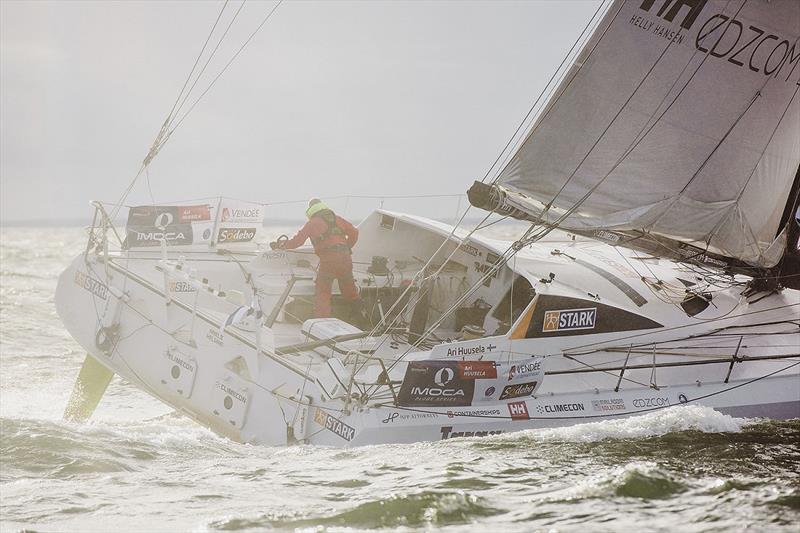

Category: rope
[109, 0, 232, 222]
[109, 0, 284, 221]
[163, 0, 284, 139]
[167, 0, 248, 128]
[488, 0, 623, 189]
[500, 0, 747, 252]
[702, 82, 800, 258]
[479, 0, 612, 185]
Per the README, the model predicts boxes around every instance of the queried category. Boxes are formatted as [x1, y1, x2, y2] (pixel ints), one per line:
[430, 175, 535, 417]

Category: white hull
[56, 207, 800, 446]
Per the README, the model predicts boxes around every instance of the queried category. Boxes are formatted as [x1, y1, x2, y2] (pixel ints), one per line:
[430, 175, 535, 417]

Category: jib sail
[469, 0, 800, 269]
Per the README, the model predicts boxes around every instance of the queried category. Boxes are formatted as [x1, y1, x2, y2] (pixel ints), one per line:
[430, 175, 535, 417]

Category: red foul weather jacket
[282, 214, 359, 258]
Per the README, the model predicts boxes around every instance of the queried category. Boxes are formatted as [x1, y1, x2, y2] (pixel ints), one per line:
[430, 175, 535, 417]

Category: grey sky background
[1, 0, 600, 224]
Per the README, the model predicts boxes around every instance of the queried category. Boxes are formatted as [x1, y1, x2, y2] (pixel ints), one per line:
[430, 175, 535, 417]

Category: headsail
[469, 0, 800, 269]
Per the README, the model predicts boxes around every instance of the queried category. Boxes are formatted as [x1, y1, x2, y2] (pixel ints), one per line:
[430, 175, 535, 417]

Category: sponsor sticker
[632, 397, 670, 408]
[217, 227, 256, 243]
[507, 401, 529, 421]
[166, 350, 195, 373]
[397, 361, 475, 407]
[128, 227, 193, 246]
[594, 229, 622, 243]
[457, 361, 497, 380]
[440, 426, 504, 440]
[591, 398, 626, 412]
[507, 360, 541, 381]
[125, 206, 194, 247]
[220, 206, 262, 223]
[207, 329, 224, 346]
[168, 281, 196, 293]
[542, 308, 597, 332]
[314, 409, 355, 441]
[178, 205, 211, 222]
[74, 271, 108, 300]
[446, 408, 501, 418]
[217, 381, 247, 405]
[536, 403, 585, 415]
[381, 411, 439, 424]
[459, 243, 480, 257]
[474, 385, 497, 402]
[632, 0, 799, 86]
[499, 381, 536, 400]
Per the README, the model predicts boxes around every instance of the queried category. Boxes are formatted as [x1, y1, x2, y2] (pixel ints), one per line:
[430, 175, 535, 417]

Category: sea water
[1, 226, 798, 532]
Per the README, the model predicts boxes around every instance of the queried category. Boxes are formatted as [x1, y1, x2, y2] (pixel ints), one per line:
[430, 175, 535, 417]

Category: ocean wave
[207, 490, 502, 530]
[548, 461, 688, 501]
[0, 416, 239, 480]
[511, 405, 748, 444]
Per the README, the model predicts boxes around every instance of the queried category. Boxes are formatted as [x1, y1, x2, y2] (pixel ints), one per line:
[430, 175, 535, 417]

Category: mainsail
[469, 0, 800, 269]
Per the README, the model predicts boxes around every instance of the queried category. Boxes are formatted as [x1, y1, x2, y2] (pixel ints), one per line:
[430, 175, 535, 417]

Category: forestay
[484, 0, 800, 268]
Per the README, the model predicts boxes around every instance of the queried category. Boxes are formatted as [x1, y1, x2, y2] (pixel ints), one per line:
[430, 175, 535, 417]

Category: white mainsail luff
[492, 0, 800, 268]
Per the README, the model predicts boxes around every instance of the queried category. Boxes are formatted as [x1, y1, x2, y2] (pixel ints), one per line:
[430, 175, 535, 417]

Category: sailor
[270, 199, 364, 323]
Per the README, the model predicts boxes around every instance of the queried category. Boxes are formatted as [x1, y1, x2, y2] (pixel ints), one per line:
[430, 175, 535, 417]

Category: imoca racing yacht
[56, 0, 800, 446]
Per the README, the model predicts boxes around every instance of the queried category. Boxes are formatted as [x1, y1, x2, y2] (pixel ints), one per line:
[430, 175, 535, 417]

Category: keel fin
[63, 353, 114, 422]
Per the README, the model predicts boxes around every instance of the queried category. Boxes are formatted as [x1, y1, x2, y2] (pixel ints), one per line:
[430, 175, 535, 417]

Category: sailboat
[55, 0, 799, 446]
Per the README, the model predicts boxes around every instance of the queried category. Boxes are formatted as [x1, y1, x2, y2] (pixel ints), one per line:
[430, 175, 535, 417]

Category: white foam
[513, 405, 748, 443]
[549, 461, 669, 501]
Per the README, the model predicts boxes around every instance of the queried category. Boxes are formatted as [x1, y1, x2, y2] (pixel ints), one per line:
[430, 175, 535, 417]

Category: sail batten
[476, 0, 800, 268]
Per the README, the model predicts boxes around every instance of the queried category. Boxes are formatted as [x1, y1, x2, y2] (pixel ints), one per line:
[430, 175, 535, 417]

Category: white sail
[491, 0, 800, 267]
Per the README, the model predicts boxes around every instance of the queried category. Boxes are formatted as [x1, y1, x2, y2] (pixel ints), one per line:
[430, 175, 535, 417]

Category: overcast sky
[1, 0, 600, 223]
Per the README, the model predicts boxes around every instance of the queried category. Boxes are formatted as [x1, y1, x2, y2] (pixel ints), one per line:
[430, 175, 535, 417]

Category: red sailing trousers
[315, 252, 359, 317]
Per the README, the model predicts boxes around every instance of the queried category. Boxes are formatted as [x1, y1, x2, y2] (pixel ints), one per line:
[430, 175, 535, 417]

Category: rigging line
[145, 167, 156, 208]
[167, 0, 249, 129]
[358, 231, 503, 387]
[102, 193, 466, 210]
[376, 236, 522, 382]
[613, 0, 738, 160]
[612, 246, 678, 306]
[645, 88, 762, 234]
[261, 193, 466, 207]
[109, 163, 147, 223]
[638, 232, 755, 279]
[108, 1, 232, 222]
[352, 209, 495, 377]
[541, 1, 687, 216]
[595, 320, 800, 353]
[526, 0, 740, 241]
[163, 0, 231, 132]
[703, 82, 800, 254]
[477, 0, 610, 185]
[490, 0, 622, 187]
[564, 353, 653, 388]
[380, 359, 800, 419]
[356, 207, 488, 347]
[563, 302, 800, 356]
[628, 0, 752, 230]
[290, 356, 315, 427]
[162, 0, 284, 141]
[525, 0, 744, 244]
